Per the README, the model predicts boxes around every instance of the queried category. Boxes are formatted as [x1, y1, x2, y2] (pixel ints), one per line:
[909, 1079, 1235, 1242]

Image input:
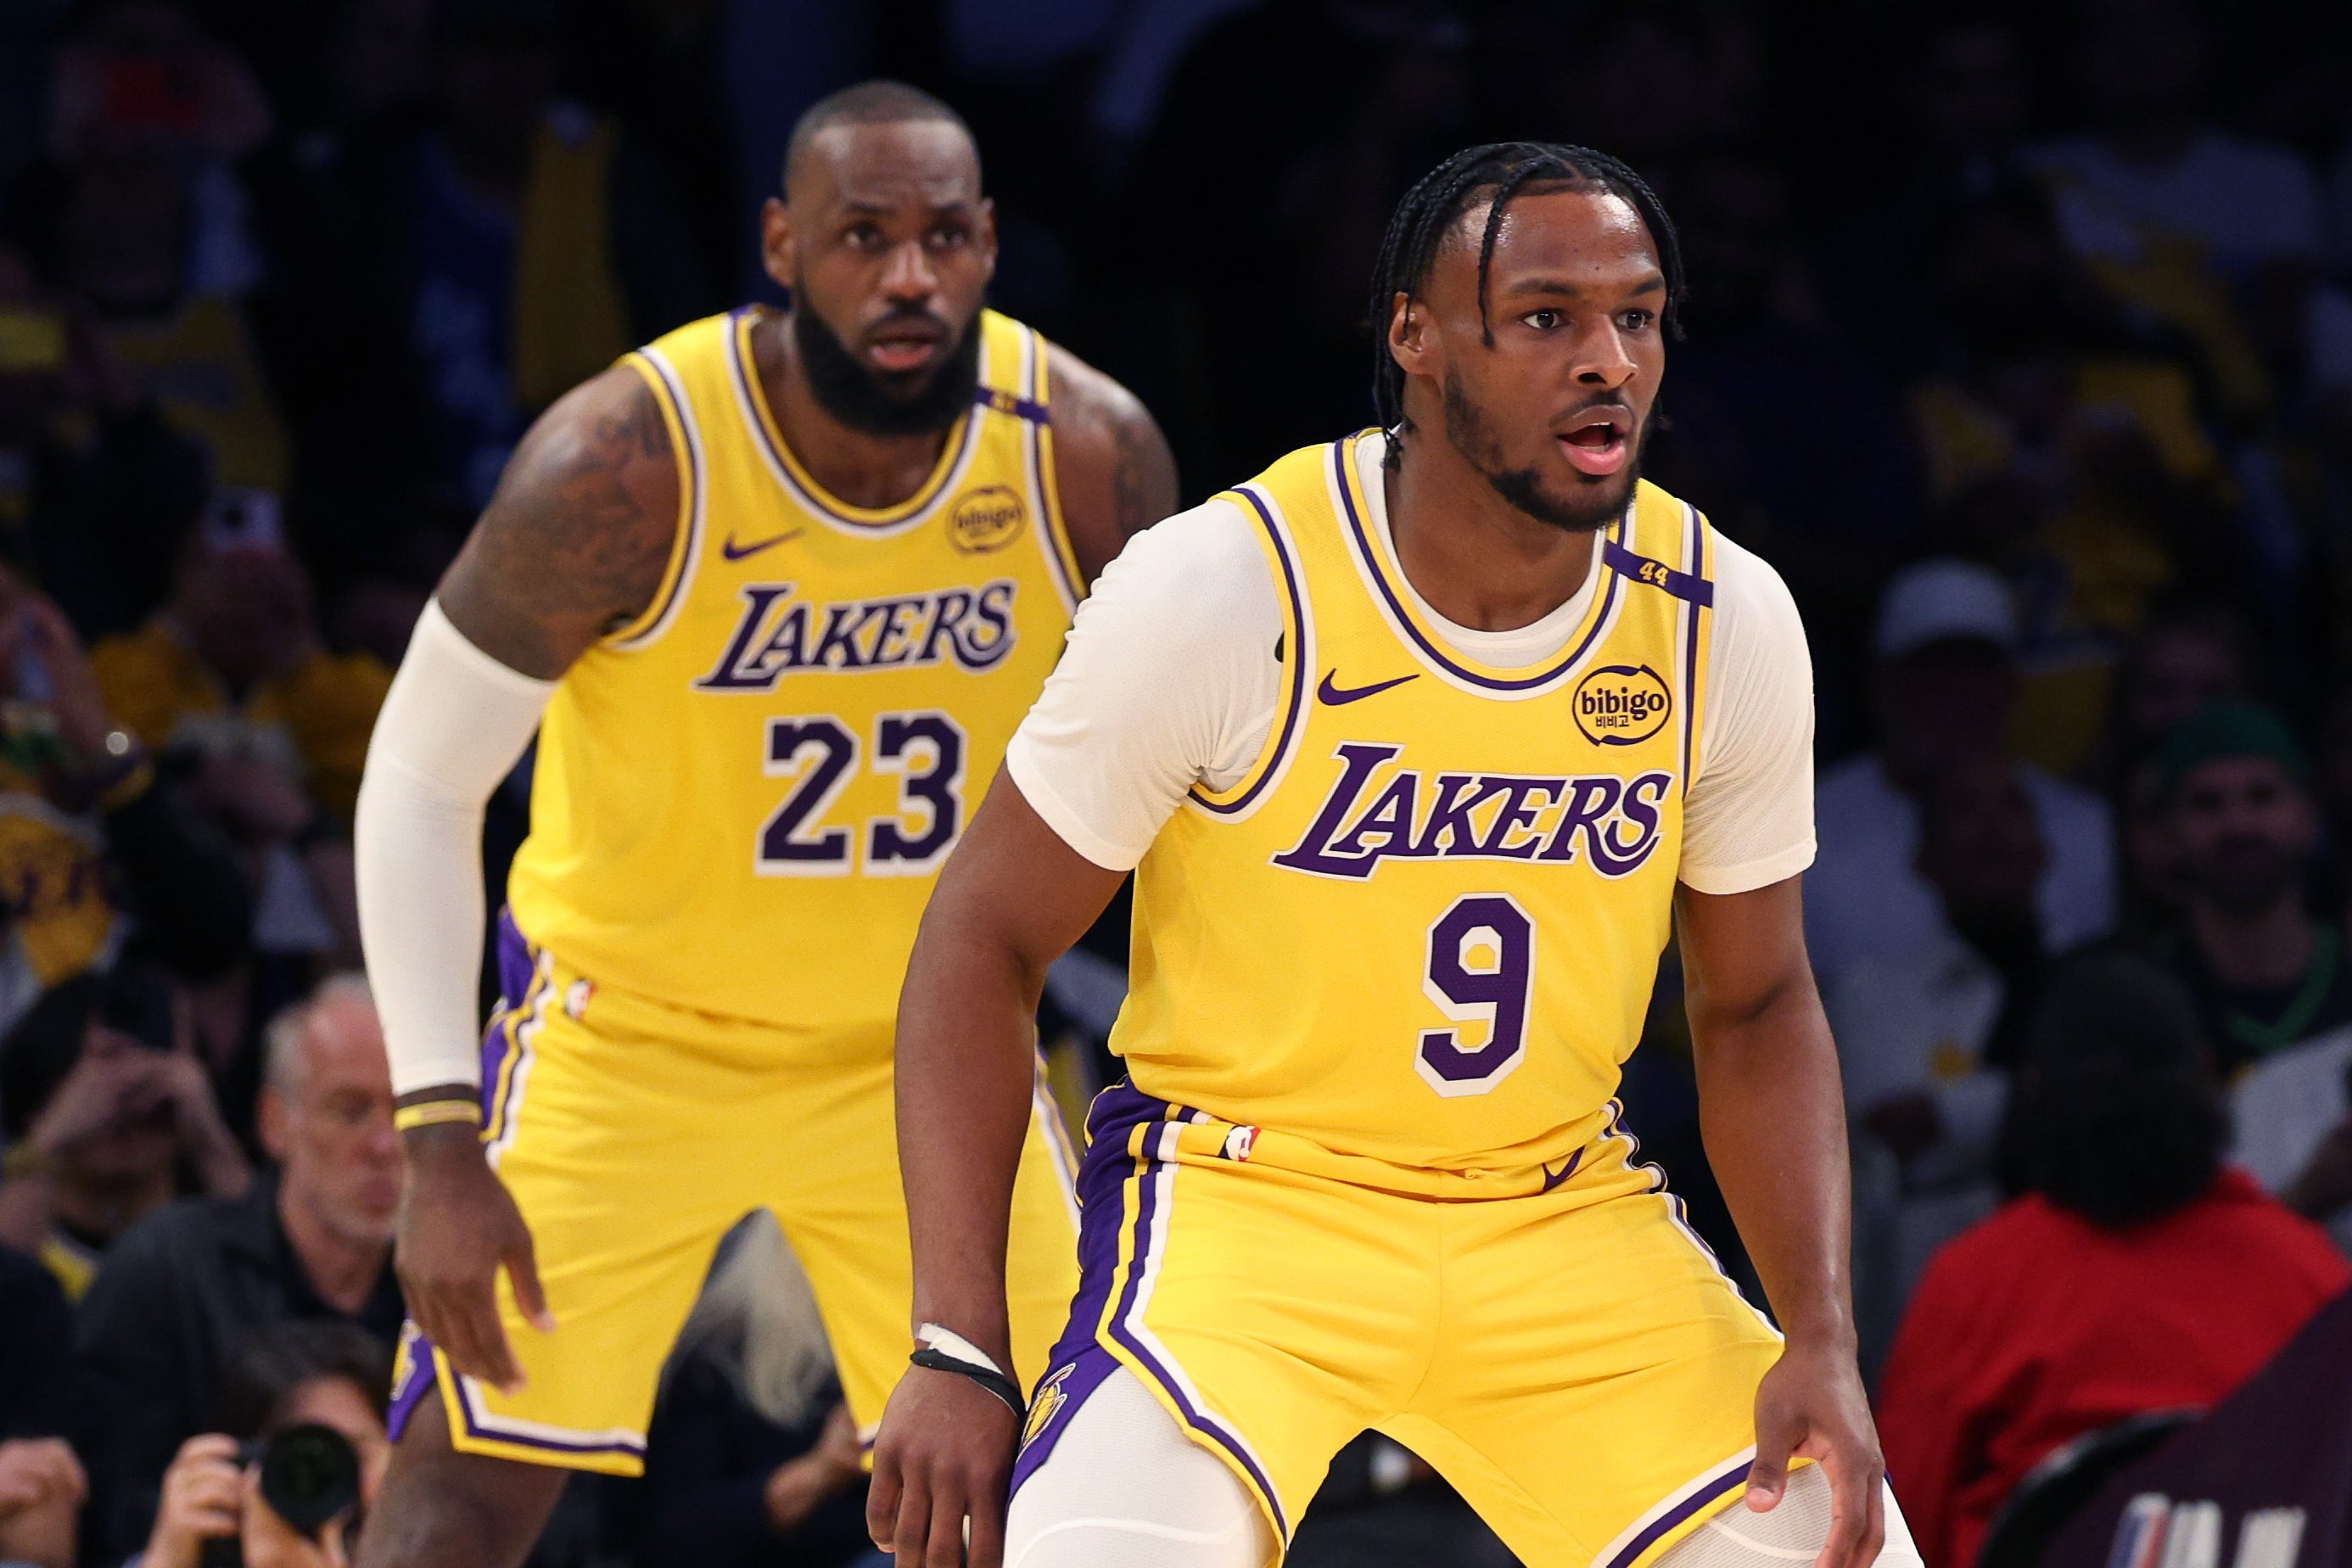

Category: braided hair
[1367, 143, 1683, 467]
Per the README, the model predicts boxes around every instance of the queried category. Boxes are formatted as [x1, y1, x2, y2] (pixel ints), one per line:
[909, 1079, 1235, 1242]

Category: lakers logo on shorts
[1573, 664, 1672, 746]
[1022, 1364, 1073, 1448]
[950, 485, 1028, 553]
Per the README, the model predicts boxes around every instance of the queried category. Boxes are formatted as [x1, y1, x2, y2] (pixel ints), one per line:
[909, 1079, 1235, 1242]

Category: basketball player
[869, 143, 1924, 1568]
[348, 83, 1174, 1568]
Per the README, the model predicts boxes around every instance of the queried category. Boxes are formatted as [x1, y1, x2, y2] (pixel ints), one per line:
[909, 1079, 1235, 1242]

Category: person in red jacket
[1875, 949, 2349, 1568]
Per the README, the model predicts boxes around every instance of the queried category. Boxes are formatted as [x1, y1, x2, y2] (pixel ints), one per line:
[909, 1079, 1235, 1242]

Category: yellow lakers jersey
[506, 307, 1084, 1039]
[1109, 434, 1716, 1174]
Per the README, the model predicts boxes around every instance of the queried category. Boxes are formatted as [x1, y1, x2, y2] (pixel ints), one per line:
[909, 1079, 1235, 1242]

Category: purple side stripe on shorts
[1061, 1084, 1292, 1538]
[386, 1324, 440, 1443]
[1599, 1461, 1754, 1568]
[1007, 1342, 1120, 1495]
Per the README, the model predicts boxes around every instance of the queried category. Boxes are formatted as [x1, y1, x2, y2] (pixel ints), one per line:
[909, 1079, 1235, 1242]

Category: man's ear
[1386, 291, 1428, 378]
[759, 197, 795, 293]
[257, 1084, 290, 1163]
[976, 196, 1000, 281]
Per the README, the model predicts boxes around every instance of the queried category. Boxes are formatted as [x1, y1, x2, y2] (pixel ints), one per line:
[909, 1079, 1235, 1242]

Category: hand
[1748, 1337, 1885, 1568]
[395, 1123, 555, 1395]
[867, 1366, 1021, 1568]
[0, 1438, 85, 1518]
[0, 585, 114, 766]
[23, 1041, 157, 1161]
[152, 1047, 252, 1196]
[240, 1465, 349, 1568]
[0, 1436, 82, 1568]
[764, 1404, 865, 1536]
[1859, 1093, 1940, 1167]
[145, 1434, 244, 1568]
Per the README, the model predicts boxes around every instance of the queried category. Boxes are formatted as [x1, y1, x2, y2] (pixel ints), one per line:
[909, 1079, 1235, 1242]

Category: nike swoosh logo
[720, 527, 804, 562]
[1317, 670, 1419, 706]
[1540, 1150, 1583, 1193]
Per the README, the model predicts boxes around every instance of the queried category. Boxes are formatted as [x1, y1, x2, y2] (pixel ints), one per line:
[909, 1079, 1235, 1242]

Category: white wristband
[916, 1322, 1007, 1378]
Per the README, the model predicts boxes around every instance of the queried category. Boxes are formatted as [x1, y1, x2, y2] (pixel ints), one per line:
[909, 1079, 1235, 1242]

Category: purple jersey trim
[1333, 436, 1625, 693]
[1187, 484, 1309, 815]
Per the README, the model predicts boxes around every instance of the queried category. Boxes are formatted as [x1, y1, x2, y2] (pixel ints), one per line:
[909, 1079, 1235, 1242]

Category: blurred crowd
[0, 0, 2347, 1565]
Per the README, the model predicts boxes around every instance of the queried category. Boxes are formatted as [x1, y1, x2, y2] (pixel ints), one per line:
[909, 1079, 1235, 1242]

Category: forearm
[896, 916, 1048, 1366]
[1691, 964, 1856, 1347]
[355, 602, 551, 1100]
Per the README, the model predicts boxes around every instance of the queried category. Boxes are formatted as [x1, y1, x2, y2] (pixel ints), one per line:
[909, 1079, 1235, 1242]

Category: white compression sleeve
[1005, 1365, 1274, 1568]
[355, 601, 555, 1097]
[1655, 1467, 1924, 1568]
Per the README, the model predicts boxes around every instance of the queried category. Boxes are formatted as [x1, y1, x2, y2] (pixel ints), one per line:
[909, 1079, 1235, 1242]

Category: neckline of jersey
[726, 305, 983, 531]
[1335, 430, 1627, 692]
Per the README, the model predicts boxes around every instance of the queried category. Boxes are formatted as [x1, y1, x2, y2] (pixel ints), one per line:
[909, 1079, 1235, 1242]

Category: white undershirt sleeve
[1005, 501, 1284, 871]
[355, 601, 556, 1096]
[1678, 533, 1817, 895]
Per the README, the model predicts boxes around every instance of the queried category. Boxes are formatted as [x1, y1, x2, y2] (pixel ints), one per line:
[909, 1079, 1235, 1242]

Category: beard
[2186, 834, 2308, 918]
[792, 295, 983, 438]
[1440, 368, 1638, 533]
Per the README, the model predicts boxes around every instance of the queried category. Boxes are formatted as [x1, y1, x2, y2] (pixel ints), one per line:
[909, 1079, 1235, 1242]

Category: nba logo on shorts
[1572, 664, 1672, 746]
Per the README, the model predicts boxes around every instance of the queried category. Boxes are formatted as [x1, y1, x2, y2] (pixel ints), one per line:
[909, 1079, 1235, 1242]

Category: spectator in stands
[1831, 756, 2045, 1368]
[0, 569, 252, 1034]
[1808, 559, 2115, 994]
[2147, 701, 2352, 1072]
[45, 142, 290, 507]
[0, 1244, 81, 1568]
[143, 1321, 391, 1568]
[2029, 0, 2324, 278]
[95, 524, 387, 831]
[75, 974, 401, 1565]
[0, 965, 251, 1298]
[0, 242, 206, 640]
[93, 523, 384, 979]
[395, 0, 709, 508]
[2092, 602, 2256, 792]
[1876, 951, 2349, 1568]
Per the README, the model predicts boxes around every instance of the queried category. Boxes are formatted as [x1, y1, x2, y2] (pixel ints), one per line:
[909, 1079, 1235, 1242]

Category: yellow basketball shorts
[1010, 1083, 1788, 1568]
[386, 911, 1082, 1475]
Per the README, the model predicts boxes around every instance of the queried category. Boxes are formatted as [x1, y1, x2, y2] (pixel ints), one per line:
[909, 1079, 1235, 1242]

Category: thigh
[395, 977, 763, 1475]
[1006, 1357, 1277, 1568]
[761, 1058, 1081, 1435]
[1403, 1141, 1784, 1568]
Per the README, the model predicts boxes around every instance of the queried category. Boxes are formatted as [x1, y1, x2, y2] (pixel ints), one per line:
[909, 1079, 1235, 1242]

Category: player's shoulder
[1095, 493, 1274, 602]
[1041, 336, 1151, 434]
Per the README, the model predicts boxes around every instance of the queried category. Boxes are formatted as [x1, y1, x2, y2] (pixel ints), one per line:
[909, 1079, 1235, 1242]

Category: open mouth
[1557, 408, 1632, 478]
[865, 324, 946, 376]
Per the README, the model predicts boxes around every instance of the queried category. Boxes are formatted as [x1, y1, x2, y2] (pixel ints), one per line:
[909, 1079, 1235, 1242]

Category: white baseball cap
[1873, 558, 2019, 659]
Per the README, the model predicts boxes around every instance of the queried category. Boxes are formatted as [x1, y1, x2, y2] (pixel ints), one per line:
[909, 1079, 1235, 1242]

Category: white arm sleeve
[1678, 533, 1817, 895]
[355, 601, 555, 1096]
[1005, 500, 1284, 871]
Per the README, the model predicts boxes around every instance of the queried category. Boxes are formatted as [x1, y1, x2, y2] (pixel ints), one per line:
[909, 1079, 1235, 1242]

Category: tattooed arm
[1044, 344, 1179, 585]
[439, 365, 682, 676]
[357, 365, 680, 1392]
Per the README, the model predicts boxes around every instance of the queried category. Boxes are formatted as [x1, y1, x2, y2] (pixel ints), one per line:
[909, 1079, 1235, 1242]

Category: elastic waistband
[1085, 1081, 1619, 1202]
